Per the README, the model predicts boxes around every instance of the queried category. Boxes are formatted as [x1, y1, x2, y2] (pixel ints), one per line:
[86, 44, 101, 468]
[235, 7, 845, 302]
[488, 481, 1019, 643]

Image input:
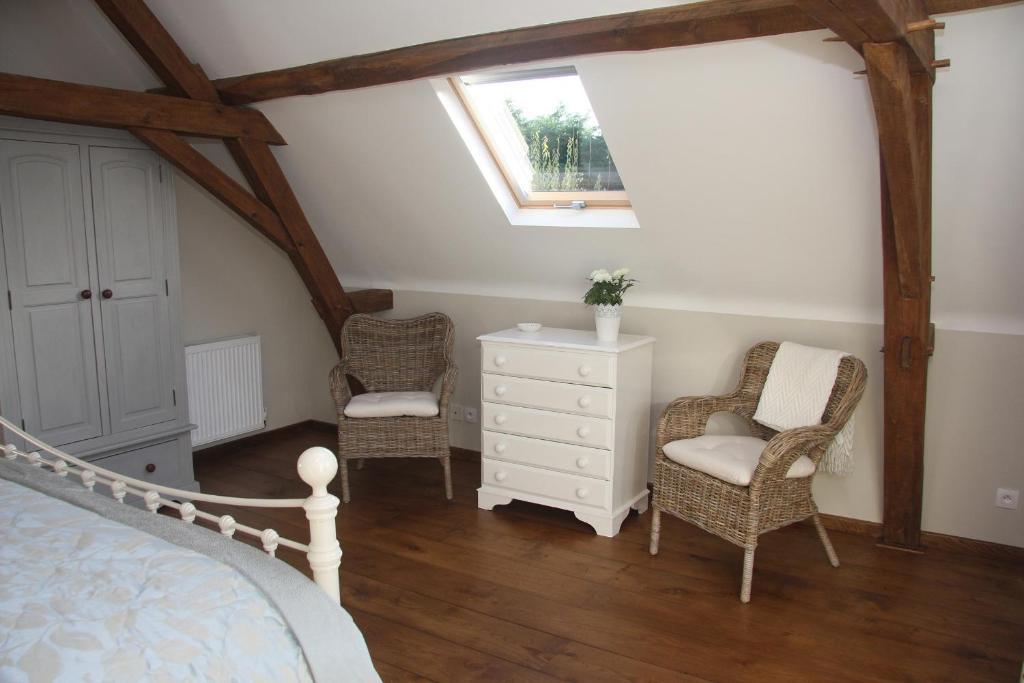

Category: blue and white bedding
[0, 459, 380, 683]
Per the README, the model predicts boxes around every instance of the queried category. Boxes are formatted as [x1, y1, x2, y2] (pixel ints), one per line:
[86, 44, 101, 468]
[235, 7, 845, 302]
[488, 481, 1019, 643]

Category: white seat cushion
[343, 391, 440, 418]
[662, 435, 815, 487]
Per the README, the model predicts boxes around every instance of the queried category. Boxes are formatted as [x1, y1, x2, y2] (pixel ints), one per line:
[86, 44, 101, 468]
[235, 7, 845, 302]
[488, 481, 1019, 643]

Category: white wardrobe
[0, 123, 197, 491]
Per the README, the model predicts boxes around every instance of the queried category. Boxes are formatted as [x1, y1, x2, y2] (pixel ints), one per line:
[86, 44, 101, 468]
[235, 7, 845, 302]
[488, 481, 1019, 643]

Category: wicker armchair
[328, 313, 457, 503]
[649, 341, 867, 602]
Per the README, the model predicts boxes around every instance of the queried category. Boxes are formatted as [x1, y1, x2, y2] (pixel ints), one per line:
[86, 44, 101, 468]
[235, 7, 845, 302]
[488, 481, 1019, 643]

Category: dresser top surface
[477, 327, 655, 353]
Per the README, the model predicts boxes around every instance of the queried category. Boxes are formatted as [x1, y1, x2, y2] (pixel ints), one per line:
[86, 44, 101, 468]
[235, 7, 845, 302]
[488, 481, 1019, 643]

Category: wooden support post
[867, 43, 934, 550]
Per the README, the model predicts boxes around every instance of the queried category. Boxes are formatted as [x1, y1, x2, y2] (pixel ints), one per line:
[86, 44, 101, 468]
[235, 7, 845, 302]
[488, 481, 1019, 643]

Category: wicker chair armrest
[437, 363, 458, 416]
[328, 359, 354, 417]
[656, 394, 749, 448]
[749, 424, 835, 491]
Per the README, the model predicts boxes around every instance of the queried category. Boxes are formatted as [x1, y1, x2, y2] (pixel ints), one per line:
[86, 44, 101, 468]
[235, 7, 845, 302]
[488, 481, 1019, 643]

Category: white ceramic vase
[594, 304, 622, 342]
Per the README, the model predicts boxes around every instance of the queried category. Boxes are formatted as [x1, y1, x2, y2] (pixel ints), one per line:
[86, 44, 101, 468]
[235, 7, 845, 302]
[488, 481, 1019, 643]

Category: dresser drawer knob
[494, 470, 508, 482]
[577, 425, 591, 438]
[576, 457, 589, 469]
[578, 365, 592, 377]
[575, 487, 589, 499]
[494, 384, 508, 396]
[494, 414, 508, 425]
[577, 395, 592, 408]
[494, 442, 508, 454]
[494, 355, 508, 367]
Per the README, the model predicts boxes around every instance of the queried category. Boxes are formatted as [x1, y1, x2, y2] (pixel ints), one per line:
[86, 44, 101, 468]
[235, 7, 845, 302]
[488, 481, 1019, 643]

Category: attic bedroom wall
[174, 144, 339, 438]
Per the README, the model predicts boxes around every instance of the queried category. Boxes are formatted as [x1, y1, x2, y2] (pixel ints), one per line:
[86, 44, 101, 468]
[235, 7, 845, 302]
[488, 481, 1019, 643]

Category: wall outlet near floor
[463, 406, 479, 423]
[450, 404, 464, 421]
[995, 488, 1019, 510]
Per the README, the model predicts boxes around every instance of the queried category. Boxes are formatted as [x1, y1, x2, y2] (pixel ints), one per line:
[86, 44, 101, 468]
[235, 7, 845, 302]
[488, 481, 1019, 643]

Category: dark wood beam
[206, 0, 820, 104]
[179, 0, 1018, 104]
[864, 42, 925, 298]
[225, 137, 355, 347]
[94, 0, 220, 102]
[92, 0, 393, 349]
[924, 0, 1022, 11]
[794, 0, 934, 77]
[0, 72, 284, 144]
[349, 289, 395, 314]
[864, 41, 933, 550]
[129, 127, 293, 252]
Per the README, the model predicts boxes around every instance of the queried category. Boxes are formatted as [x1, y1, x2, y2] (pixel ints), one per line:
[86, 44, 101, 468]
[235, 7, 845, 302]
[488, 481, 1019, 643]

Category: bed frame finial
[297, 447, 342, 603]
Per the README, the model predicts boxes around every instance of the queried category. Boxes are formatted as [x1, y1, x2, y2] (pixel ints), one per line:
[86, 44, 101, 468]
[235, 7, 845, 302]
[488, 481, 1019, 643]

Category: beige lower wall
[171, 170, 1022, 547]
[383, 290, 1024, 548]
[174, 171, 339, 440]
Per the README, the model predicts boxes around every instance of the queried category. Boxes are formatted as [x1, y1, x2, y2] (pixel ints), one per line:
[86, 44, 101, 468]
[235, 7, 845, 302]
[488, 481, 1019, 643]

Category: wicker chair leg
[441, 456, 453, 500]
[649, 508, 661, 555]
[355, 458, 365, 470]
[813, 514, 840, 567]
[339, 457, 351, 504]
[740, 546, 756, 603]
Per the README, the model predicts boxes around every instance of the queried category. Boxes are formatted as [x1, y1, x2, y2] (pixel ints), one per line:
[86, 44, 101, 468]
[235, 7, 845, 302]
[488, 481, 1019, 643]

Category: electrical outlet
[464, 406, 479, 423]
[995, 488, 1019, 510]
[450, 404, 464, 421]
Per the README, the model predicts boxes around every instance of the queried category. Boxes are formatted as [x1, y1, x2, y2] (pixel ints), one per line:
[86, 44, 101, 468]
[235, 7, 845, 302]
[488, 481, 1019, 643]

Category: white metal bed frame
[0, 416, 343, 602]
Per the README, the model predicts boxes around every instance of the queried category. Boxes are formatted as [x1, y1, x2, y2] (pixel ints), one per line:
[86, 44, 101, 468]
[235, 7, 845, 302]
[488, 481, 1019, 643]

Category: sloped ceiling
[2, 1, 1022, 334]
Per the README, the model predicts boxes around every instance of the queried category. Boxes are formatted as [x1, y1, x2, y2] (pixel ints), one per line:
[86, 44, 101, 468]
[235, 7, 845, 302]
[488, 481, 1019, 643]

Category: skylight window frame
[449, 68, 630, 210]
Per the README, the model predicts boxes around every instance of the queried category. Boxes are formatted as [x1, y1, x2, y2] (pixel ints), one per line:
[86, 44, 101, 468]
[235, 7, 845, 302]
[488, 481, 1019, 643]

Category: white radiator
[185, 336, 265, 446]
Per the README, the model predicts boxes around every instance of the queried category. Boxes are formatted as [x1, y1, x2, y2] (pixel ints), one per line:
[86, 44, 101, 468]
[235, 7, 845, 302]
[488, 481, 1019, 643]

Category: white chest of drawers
[476, 327, 655, 537]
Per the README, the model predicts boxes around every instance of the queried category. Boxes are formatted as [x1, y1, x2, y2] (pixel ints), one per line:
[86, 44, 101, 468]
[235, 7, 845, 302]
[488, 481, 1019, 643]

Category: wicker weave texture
[329, 313, 457, 502]
[651, 341, 867, 601]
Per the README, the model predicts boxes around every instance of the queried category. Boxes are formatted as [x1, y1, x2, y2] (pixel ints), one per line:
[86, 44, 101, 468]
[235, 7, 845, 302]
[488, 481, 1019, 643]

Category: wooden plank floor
[194, 425, 1024, 682]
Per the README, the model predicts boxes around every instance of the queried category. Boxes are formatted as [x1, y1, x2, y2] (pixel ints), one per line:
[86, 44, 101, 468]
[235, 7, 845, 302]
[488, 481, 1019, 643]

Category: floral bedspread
[0, 477, 315, 683]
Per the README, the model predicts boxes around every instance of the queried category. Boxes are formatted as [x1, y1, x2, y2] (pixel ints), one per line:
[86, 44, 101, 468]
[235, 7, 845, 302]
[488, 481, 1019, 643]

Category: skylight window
[452, 67, 628, 209]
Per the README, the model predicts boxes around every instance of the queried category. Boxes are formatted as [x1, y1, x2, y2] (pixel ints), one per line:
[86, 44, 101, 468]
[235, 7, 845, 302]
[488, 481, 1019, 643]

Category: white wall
[174, 145, 339, 437]
[384, 290, 1024, 548]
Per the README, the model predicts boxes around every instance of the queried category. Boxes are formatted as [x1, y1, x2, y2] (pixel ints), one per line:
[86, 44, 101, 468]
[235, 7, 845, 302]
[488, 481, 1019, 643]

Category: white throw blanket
[752, 341, 856, 476]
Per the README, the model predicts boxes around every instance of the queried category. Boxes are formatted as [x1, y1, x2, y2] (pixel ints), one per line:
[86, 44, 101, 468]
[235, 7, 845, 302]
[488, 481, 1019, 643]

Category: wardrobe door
[89, 147, 176, 433]
[0, 139, 105, 445]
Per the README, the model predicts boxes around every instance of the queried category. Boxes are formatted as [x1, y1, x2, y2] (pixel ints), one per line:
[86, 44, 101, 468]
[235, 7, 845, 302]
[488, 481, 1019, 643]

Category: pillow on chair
[663, 435, 815, 487]
[343, 391, 440, 418]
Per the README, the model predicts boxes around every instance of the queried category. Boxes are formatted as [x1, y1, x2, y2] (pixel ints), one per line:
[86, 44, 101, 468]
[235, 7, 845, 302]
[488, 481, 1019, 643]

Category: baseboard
[815, 514, 1024, 562]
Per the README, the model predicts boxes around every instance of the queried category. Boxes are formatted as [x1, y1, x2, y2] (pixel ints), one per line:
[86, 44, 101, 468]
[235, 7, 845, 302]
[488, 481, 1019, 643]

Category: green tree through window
[507, 103, 624, 193]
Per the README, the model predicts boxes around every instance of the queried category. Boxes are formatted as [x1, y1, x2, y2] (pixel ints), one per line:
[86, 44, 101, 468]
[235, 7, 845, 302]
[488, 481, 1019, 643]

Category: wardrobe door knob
[575, 487, 589, 499]
[577, 425, 591, 438]
[494, 385, 508, 397]
[576, 457, 589, 469]
[80, 289, 92, 300]
[494, 414, 507, 425]
[578, 365, 592, 377]
[494, 355, 507, 367]
[494, 442, 507, 454]
[101, 289, 113, 299]
[145, 463, 156, 473]
[577, 395, 592, 409]
[494, 470, 508, 482]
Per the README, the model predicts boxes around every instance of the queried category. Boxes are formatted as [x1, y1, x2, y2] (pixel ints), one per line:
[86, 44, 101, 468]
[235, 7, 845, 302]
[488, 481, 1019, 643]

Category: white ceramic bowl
[517, 322, 543, 333]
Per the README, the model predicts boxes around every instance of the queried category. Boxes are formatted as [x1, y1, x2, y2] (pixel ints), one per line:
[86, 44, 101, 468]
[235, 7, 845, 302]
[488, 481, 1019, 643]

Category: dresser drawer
[482, 374, 614, 418]
[482, 458, 609, 510]
[92, 439, 181, 485]
[482, 402, 612, 450]
[481, 343, 614, 388]
[483, 431, 610, 479]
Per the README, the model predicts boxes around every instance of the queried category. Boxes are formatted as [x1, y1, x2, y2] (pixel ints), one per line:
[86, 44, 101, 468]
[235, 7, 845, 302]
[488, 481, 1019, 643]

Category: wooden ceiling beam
[94, 0, 220, 102]
[0, 72, 284, 144]
[794, 0, 934, 77]
[92, 0, 384, 350]
[129, 127, 293, 252]
[206, 0, 820, 104]
[175, 0, 1017, 104]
